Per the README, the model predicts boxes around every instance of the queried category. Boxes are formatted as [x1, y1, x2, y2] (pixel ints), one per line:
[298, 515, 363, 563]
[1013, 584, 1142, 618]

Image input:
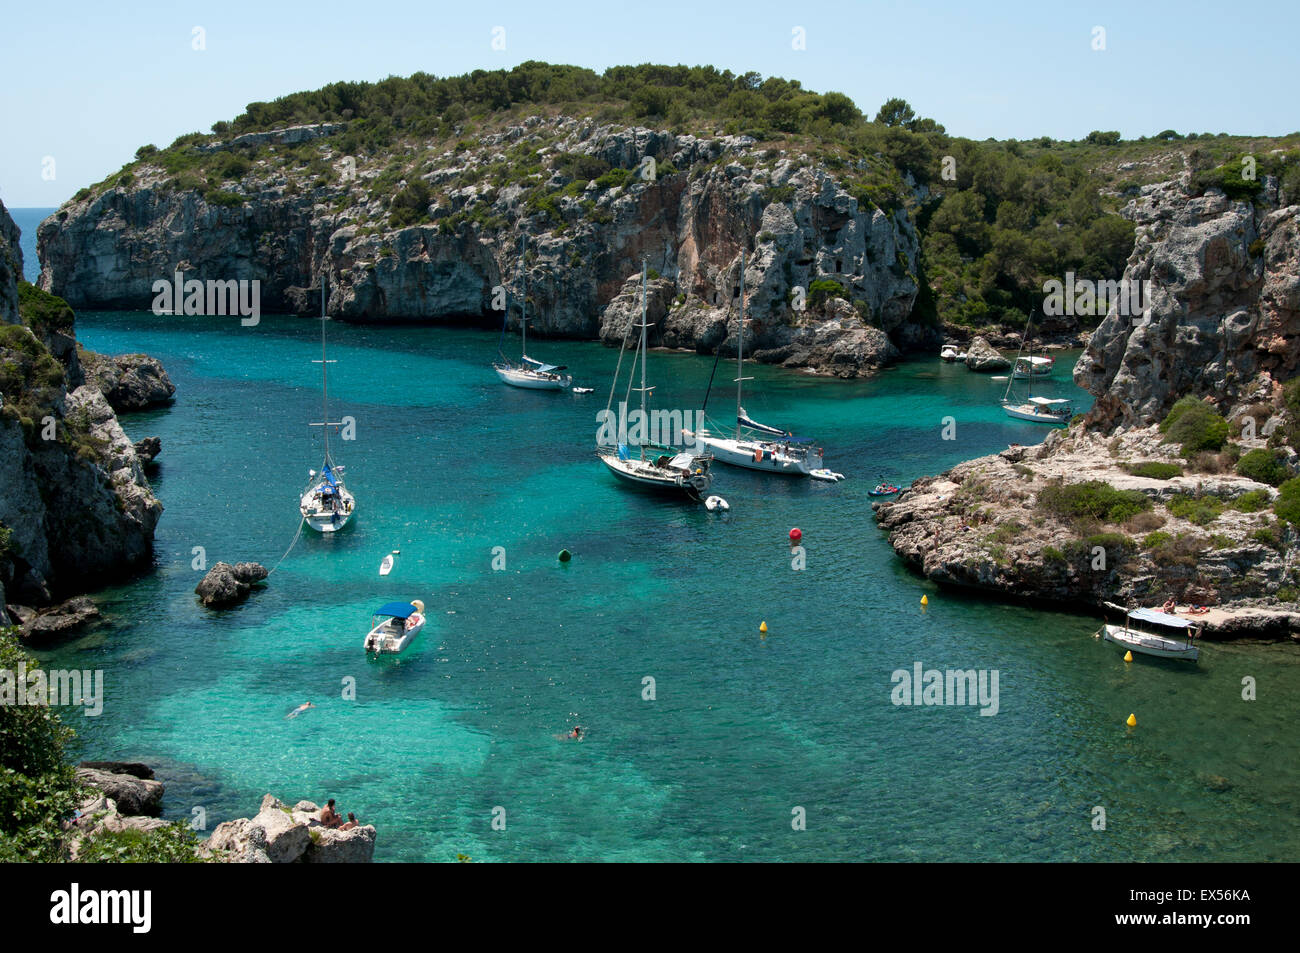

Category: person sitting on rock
[321, 799, 342, 828]
[339, 812, 359, 831]
[1162, 598, 1177, 614]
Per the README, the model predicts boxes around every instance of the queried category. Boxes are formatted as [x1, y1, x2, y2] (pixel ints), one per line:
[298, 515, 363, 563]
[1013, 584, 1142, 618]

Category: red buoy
[789, 527, 802, 543]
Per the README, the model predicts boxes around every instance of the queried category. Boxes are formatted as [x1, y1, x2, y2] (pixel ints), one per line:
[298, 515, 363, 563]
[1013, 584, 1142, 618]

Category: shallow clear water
[32, 311, 1300, 862]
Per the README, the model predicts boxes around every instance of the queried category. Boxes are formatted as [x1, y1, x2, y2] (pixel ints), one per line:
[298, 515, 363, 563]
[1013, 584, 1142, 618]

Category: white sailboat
[1001, 310, 1071, 426]
[686, 250, 827, 476]
[299, 278, 356, 533]
[597, 260, 714, 502]
[494, 235, 573, 390]
[1011, 354, 1055, 379]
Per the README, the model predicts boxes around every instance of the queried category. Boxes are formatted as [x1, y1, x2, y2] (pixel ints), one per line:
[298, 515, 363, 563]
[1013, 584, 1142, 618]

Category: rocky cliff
[0, 202, 162, 617]
[38, 119, 927, 376]
[1076, 171, 1300, 425]
[876, 170, 1300, 635]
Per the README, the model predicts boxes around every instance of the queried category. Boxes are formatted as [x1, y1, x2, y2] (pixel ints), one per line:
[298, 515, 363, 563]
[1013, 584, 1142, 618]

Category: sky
[2, 0, 1297, 207]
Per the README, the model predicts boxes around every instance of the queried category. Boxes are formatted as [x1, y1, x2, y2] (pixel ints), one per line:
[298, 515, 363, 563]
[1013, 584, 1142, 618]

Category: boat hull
[494, 365, 572, 390]
[1001, 402, 1070, 425]
[597, 451, 711, 500]
[1100, 624, 1199, 661]
[365, 615, 425, 654]
[300, 485, 355, 533]
[693, 434, 820, 476]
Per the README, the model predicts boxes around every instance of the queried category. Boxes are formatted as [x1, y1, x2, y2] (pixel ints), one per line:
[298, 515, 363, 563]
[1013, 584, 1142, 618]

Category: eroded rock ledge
[873, 426, 1300, 640]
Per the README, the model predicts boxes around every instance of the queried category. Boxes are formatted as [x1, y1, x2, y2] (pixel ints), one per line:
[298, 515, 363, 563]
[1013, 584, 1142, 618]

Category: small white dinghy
[364, 600, 425, 655]
[809, 468, 846, 482]
[572, 387, 594, 394]
[704, 495, 730, 511]
[379, 550, 399, 576]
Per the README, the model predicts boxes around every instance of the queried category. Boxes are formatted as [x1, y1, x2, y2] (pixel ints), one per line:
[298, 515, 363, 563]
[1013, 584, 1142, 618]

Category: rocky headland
[876, 167, 1300, 637]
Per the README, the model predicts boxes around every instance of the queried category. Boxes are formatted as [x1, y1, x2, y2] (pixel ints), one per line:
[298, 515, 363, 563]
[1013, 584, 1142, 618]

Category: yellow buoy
[920, 595, 929, 606]
[1126, 713, 1137, 727]
[1123, 650, 1133, 663]
[759, 621, 768, 633]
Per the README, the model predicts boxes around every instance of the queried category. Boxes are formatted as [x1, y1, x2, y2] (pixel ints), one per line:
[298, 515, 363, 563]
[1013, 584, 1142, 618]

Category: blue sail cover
[375, 602, 416, 619]
[738, 407, 791, 437]
[522, 356, 566, 373]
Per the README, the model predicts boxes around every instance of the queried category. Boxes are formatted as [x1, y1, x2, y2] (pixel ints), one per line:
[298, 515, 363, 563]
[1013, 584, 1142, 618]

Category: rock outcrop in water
[0, 201, 163, 613]
[195, 561, 268, 607]
[206, 795, 376, 863]
[876, 169, 1300, 636]
[38, 120, 928, 377]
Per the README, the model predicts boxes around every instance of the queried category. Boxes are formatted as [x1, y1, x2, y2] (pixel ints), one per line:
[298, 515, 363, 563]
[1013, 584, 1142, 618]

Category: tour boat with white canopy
[1012, 354, 1055, 379]
[300, 278, 356, 532]
[1098, 604, 1202, 661]
[364, 600, 426, 655]
[685, 250, 828, 477]
[494, 235, 573, 390]
[597, 260, 714, 502]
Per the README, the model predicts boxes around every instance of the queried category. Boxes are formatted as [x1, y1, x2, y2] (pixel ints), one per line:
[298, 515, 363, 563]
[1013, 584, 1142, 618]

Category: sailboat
[686, 250, 827, 476]
[597, 260, 714, 501]
[493, 235, 573, 390]
[1001, 309, 1071, 426]
[299, 277, 356, 532]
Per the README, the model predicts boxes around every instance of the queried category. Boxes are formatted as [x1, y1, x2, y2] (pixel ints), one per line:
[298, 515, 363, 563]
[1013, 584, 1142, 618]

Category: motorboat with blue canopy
[365, 600, 426, 655]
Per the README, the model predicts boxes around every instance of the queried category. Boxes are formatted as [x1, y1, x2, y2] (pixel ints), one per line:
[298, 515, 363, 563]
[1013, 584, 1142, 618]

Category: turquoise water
[31, 311, 1300, 862]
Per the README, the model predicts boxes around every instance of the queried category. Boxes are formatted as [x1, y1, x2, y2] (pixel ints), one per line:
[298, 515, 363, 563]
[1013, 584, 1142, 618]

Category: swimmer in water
[287, 702, 315, 719]
[570, 726, 583, 740]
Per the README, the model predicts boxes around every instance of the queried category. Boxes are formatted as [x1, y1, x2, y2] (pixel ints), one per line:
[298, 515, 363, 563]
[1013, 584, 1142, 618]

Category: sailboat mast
[736, 250, 745, 440]
[321, 277, 330, 460]
[639, 259, 648, 461]
[514, 236, 520, 358]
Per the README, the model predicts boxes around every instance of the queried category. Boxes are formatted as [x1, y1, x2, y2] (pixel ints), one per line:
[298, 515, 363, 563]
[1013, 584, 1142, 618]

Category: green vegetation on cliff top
[70, 62, 1300, 330]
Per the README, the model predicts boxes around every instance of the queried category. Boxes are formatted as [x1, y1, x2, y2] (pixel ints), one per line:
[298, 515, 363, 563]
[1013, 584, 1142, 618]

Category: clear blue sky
[2, 0, 1296, 207]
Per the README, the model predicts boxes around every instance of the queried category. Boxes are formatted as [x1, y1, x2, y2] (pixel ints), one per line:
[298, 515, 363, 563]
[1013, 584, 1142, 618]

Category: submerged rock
[76, 766, 165, 817]
[18, 595, 100, 646]
[195, 561, 268, 607]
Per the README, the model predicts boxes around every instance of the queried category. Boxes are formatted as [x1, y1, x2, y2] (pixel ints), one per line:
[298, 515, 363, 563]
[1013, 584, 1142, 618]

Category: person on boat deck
[321, 799, 342, 828]
[339, 812, 359, 831]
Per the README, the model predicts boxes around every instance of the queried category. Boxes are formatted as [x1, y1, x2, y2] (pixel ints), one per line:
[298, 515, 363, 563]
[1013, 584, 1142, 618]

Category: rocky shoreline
[70, 762, 376, 863]
[876, 167, 1300, 636]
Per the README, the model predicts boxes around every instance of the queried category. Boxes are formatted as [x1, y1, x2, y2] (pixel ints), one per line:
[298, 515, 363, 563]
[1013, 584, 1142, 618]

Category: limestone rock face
[0, 196, 20, 324]
[963, 336, 1011, 372]
[0, 202, 164, 605]
[195, 561, 268, 607]
[79, 350, 176, 411]
[38, 120, 927, 376]
[1075, 176, 1300, 425]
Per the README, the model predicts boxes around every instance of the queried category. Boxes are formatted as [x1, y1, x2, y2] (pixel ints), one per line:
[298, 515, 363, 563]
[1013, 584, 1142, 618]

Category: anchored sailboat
[1001, 309, 1071, 426]
[687, 250, 828, 476]
[299, 278, 356, 532]
[494, 235, 573, 390]
[597, 260, 714, 501]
